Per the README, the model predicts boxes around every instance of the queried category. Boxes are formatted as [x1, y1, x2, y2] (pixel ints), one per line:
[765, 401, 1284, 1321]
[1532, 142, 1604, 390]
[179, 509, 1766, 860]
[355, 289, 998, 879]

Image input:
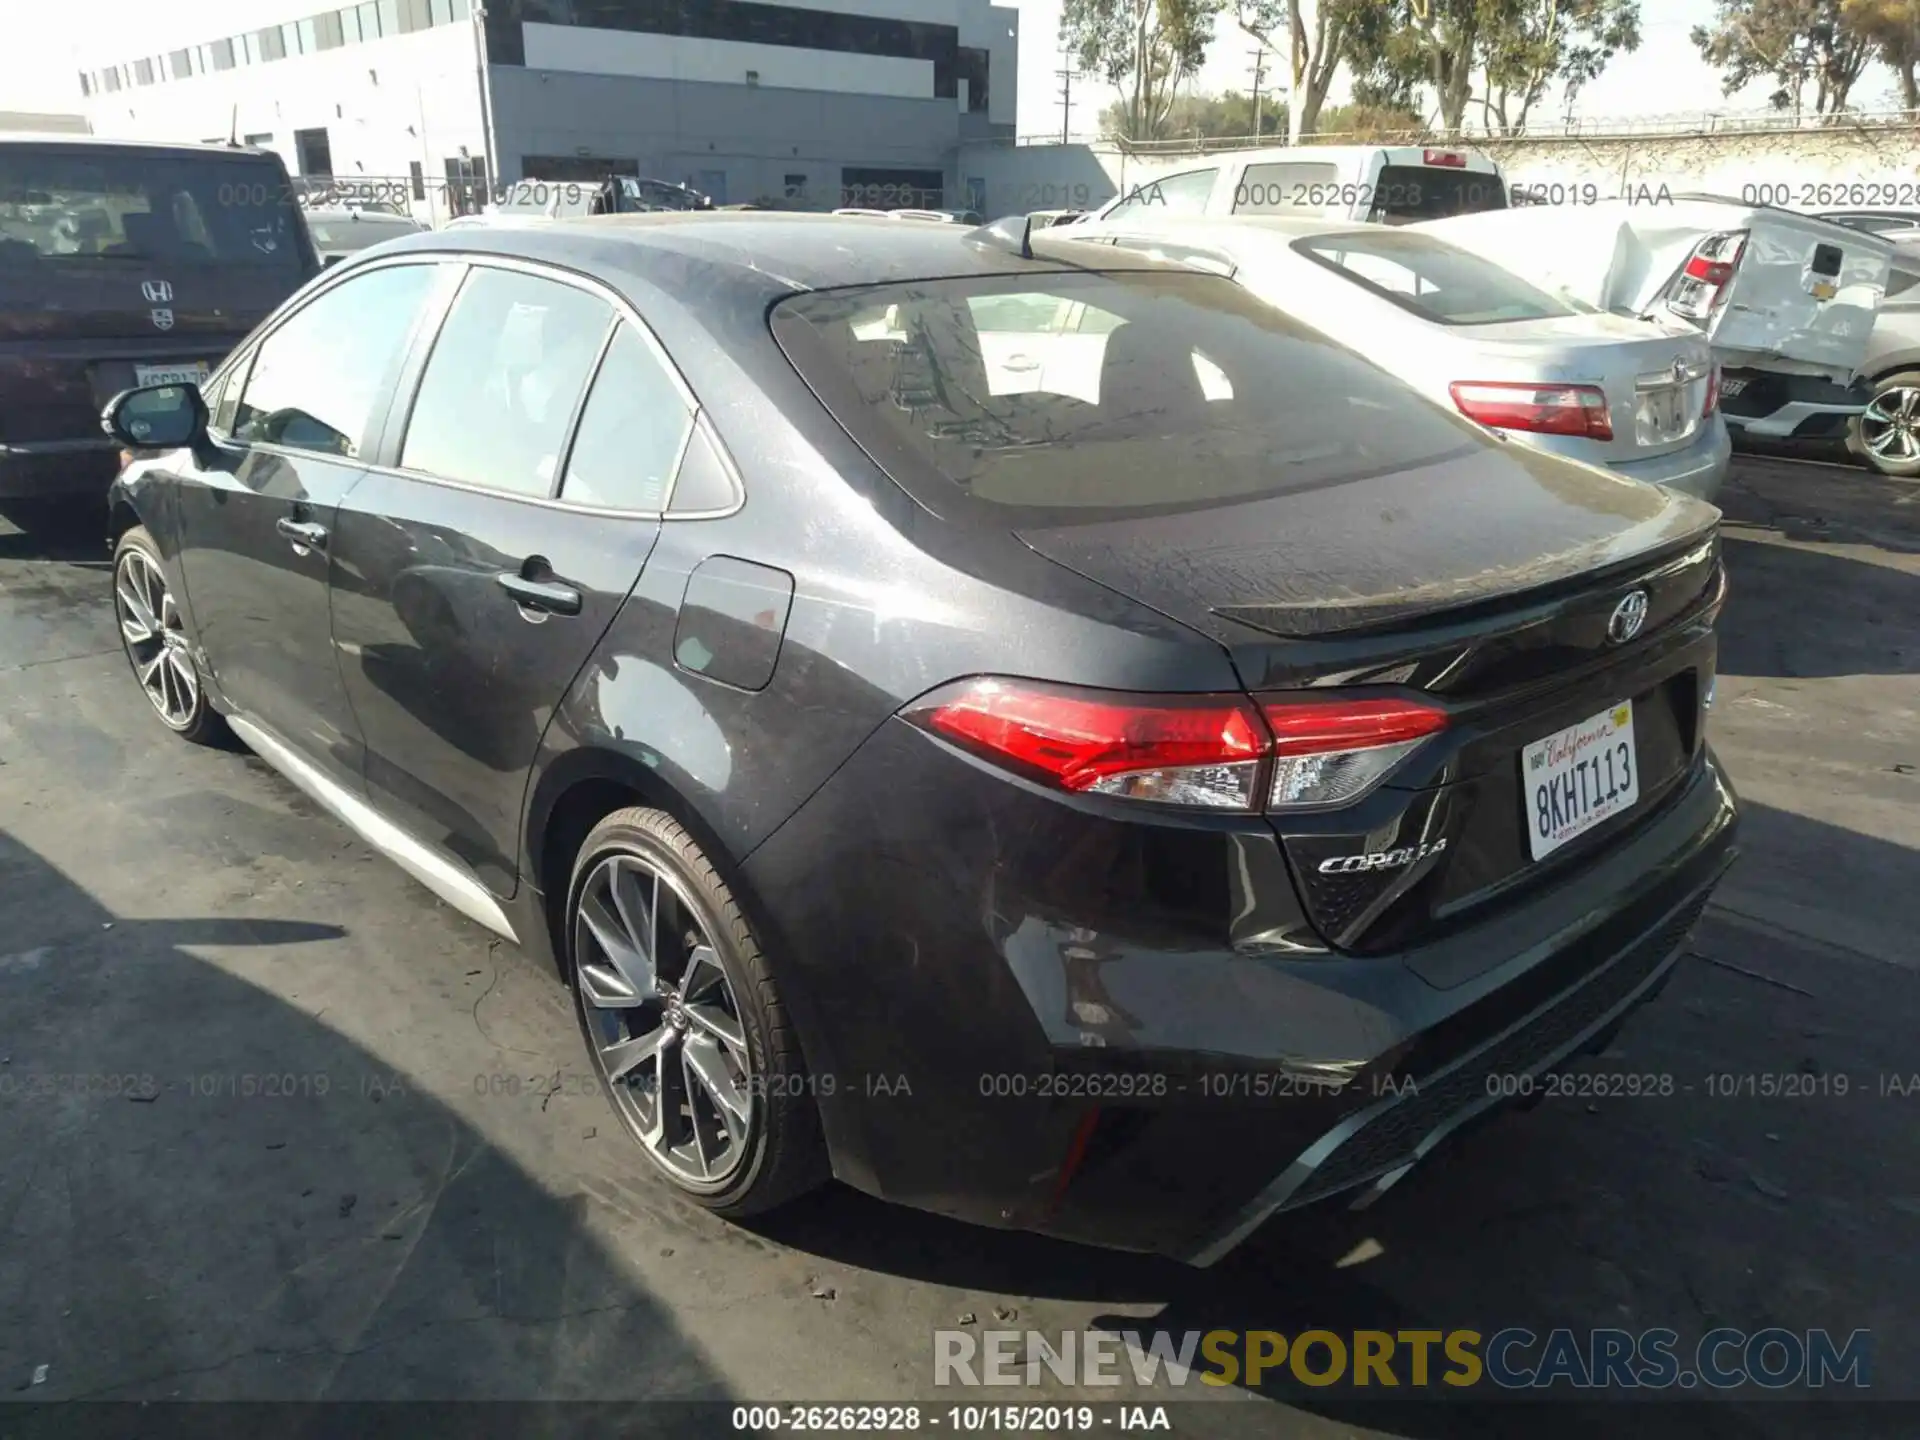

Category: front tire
[1848, 369, 1920, 477]
[112, 525, 226, 745]
[565, 806, 826, 1216]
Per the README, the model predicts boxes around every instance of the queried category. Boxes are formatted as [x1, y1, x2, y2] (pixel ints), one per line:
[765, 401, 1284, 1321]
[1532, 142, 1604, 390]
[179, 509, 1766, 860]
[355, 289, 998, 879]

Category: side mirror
[101, 382, 209, 451]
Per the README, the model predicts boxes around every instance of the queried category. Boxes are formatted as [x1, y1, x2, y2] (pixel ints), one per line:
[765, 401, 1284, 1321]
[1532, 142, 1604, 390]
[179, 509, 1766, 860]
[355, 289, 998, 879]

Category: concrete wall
[488, 68, 964, 204]
[81, 25, 486, 223]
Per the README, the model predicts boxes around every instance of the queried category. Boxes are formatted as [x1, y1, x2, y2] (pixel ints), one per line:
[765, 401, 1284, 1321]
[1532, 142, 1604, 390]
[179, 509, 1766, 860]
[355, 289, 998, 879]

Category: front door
[171, 260, 447, 783]
[330, 263, 695, 897]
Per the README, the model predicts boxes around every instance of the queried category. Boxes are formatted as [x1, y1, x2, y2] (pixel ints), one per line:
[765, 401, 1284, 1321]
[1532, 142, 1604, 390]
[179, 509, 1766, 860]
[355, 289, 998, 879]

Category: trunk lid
[1447, 312, 1716, 462]
[1017, 444, 1723, 959]
[1414, 198, 1893, 380]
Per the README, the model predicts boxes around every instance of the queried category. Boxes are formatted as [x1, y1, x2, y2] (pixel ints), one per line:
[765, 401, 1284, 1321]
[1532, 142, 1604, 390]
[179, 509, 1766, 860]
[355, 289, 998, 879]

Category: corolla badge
[141, 279, 172, 303]
[150, 308, 174, 331]
[1318, 838, 1448, 875]
[1608, 589, 1650, 645]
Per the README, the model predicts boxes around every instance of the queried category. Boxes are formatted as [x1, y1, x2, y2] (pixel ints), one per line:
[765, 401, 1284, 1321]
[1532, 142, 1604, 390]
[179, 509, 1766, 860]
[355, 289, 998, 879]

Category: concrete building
[75, 0, 1018, 218]
[0, 112, 92, 134]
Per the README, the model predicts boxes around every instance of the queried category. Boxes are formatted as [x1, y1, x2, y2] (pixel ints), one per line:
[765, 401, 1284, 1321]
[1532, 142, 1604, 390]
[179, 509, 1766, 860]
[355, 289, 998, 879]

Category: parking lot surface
[1, 455, 1916, 1436]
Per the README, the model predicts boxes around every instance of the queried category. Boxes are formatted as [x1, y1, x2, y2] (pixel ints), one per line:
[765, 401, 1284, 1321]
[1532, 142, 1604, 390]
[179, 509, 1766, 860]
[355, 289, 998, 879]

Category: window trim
[357, 251, 737, 521]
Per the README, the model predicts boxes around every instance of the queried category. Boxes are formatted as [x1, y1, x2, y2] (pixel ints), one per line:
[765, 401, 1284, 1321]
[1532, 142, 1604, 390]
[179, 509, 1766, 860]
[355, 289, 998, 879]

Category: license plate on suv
[1523, 700, 1639, 860]
[134, 361, 211, 388]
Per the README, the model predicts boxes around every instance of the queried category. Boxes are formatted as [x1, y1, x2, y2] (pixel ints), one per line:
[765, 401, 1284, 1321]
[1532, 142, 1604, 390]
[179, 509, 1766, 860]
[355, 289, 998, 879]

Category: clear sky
[1, 0, 1907, 132]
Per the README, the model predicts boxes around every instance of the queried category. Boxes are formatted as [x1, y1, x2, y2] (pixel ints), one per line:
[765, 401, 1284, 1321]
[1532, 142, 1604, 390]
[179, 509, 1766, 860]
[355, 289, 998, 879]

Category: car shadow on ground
[0, 502, 109, 566]
[0, 828, 728, 1419]
[753, 795, 1919, 1435]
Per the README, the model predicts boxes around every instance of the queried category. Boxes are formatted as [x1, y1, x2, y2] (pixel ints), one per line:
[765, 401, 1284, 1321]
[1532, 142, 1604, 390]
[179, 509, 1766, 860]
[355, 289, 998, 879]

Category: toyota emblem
[1671, 358, 1687, 386]
[141, 279, 173, 303]
[1608, 590, 1650, 644]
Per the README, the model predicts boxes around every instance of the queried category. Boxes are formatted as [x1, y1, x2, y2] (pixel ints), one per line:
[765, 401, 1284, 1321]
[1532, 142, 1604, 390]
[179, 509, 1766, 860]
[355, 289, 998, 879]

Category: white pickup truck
[1084, 144, 1509, 228]
[1415, 197, 1895, 443]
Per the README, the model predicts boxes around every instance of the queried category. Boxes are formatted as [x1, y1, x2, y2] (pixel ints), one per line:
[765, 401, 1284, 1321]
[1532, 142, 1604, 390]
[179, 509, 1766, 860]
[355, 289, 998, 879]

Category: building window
[245, 132, 275, 146]
[430, 0, 453, 23]
[316, 12, 344, 47]
[450, 0, 470, 18]
[259, 27, 287, 60]
[102, 67, 121, 91]
[295, 128, 334, 176]
[298, 18, 319, 52]
[378, 0, 401, 37]
[211, 37, 235, 69]
[511, 0, 963, 97]
[409, 160, 425, 200]
[784, 173, 806, 200]
[405, 0, 432, 31]
[959, 47, 989, 112]
[238, 33, 258, 64]
[78, 71, 92, 95]
[164, 48, 189, 79]
[132, 57, 154, 85]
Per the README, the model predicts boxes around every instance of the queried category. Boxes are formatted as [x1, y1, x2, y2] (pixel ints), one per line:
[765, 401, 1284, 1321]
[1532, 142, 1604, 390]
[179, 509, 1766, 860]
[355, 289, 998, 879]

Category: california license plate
[134, 361, 210, 388]
[1523, 700, 1639, 861]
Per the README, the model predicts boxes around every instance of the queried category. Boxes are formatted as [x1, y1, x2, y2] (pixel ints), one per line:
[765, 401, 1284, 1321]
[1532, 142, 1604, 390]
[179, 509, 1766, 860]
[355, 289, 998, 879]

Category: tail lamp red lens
[905, 679, 1447, 813]
[1704, 362, 1721, 417]
[1666, 231, 1748, 321]
[1449, 381, 1613, 440]
[1423, 149, 1468, 168]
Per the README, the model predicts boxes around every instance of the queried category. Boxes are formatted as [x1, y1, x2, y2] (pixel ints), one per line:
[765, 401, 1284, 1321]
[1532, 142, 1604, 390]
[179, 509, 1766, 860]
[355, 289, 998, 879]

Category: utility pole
[1056, 62, 1076, 144]
[1249, 47, 1268, 139]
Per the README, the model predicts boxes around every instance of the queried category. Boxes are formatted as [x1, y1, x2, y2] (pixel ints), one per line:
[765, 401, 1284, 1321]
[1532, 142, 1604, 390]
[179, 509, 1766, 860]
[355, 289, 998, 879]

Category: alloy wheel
[574, 851, 755, 1189]
[114, 546, 200, 728]
[1860, 385, 1920, 464]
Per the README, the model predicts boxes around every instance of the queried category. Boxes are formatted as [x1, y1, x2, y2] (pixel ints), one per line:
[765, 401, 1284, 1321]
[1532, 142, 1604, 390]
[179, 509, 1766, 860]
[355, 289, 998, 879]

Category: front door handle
[276, 517, 328, 550]
[496, 571, 583, 617]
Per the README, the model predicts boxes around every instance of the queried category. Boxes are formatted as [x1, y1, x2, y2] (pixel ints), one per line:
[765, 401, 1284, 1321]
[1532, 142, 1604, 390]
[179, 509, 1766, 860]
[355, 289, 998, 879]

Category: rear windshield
[1371, 164, 1509, 223]
[0, 147, 307, 267]
[305, 215, 419, 250]
[771, 269, 1485, 526]
[1293, 228, 1590, 326]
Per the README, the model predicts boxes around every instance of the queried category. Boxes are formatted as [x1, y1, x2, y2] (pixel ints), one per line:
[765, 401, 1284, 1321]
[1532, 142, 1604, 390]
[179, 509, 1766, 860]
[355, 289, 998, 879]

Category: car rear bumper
[1721, 369, 1873, 439]
[1609, 416, 1732, 503]
[0, 438, 121, 499]
[742, 719, 1740, 1263]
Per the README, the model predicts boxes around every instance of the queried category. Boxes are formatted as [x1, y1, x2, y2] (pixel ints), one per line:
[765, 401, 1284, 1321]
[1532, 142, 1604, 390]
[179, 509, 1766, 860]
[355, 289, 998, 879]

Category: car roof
[0, 132, 274, 158]
[1090, 211, 1379, 242]
[382, 210, 1173, 292]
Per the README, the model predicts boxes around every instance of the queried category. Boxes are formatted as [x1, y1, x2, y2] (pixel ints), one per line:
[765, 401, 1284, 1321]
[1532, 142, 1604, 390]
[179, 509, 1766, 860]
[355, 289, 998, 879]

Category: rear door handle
[496, 571, 583, 617]
[276, 517, 328, 550]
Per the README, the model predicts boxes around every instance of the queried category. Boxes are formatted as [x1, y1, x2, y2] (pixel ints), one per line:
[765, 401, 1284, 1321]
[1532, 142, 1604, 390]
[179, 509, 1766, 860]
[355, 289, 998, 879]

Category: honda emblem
[141, 279, 173, 303]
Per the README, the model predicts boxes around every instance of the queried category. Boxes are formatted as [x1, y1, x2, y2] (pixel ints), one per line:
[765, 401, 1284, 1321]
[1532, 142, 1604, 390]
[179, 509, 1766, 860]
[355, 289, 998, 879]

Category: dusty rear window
[771, 268, 1485, 527]
[1293, 228, 1591, 326]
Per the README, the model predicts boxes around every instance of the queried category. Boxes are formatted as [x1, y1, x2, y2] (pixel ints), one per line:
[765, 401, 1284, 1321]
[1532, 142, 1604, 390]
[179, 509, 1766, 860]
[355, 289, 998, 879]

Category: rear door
[0, 142, 318, 444]
[329, 260, 691, 899]
[171, 259, 449, 785]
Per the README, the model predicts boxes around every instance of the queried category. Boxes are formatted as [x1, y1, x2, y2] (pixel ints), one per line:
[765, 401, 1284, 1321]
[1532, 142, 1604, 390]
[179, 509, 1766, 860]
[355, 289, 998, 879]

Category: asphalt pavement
[0, 454, 1915, 1438]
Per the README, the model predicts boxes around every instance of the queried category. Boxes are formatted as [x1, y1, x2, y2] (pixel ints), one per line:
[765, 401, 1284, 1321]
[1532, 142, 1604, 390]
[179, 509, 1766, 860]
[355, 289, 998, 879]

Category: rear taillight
[1449, 381, 1613, 440]
[905, 679, 1447, 813]
[1666, 230, 1748, 322]
[1423, 149, 1467, 168]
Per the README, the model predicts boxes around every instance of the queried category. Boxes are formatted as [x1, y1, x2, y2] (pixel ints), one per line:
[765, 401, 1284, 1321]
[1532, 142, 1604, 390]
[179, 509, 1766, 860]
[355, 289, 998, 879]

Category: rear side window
[1101, 168, 1216, 223]
[401, 267, 613, 497]
[233, 263, 437, 456]
[1293, 229, 1590, 325]
[559, 323, 694, 510]
[772, 270, 1482, 527]
[1233, 161, 1340, 214]
[0, 146, 306, 267]
[1370, 165, 1509, 223]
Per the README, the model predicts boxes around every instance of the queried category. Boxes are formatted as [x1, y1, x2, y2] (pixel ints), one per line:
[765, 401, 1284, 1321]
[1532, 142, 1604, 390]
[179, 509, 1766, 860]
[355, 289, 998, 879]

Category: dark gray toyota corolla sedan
[101, 213, 1738, 1264]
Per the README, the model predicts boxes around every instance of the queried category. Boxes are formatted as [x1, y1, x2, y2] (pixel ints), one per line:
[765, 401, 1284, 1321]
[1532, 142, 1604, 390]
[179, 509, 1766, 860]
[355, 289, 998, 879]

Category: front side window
[1101, 168, 1217, 223]
[400, 267, 612, 497]
[234, 264, 437, 456]
[560, 324, 694, 510]
[1292, 229, 1589, 326]
[773, 270, 1484, 527]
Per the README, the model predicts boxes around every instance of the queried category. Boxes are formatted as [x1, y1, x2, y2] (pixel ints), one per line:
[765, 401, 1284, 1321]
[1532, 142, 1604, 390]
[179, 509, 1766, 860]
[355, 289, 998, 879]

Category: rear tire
[1847, 369, 1920, 477]
[565, 806, 827, 1217]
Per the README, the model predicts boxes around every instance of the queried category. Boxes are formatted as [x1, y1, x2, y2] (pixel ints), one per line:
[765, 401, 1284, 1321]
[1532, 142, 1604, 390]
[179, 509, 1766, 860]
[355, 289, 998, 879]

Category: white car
[1078, 213, 1729, 500]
